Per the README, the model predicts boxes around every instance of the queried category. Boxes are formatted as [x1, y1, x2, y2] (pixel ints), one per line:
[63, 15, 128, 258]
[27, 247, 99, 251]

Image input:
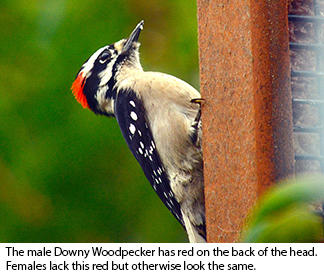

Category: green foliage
[242, 176, 324, 242]
[0, 0, 198, 242]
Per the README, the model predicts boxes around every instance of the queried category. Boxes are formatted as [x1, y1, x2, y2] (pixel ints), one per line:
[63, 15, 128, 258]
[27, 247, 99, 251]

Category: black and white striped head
[71, 20, 144, 115]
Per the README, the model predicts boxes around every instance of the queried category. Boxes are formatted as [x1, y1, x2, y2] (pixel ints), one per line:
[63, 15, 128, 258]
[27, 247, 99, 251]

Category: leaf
[242, 176, 324, 242]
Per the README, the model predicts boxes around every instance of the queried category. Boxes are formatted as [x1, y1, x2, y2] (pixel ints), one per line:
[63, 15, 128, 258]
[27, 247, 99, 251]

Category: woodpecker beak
[122, 20, 144, 53]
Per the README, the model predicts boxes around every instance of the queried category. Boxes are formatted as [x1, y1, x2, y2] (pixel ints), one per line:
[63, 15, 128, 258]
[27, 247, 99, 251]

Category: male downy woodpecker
[71, 21, 205, 242]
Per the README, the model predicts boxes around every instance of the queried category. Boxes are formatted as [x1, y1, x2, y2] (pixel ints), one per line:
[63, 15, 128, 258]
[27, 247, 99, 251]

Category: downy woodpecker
[71, 21, 205, 242]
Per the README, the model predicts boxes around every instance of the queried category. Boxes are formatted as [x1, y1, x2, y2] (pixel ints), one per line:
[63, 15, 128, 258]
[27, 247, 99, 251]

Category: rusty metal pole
[197, 0, 295, 242]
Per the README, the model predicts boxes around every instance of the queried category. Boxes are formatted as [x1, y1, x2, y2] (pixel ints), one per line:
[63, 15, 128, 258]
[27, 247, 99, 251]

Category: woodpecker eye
[98, 51, 111, 64]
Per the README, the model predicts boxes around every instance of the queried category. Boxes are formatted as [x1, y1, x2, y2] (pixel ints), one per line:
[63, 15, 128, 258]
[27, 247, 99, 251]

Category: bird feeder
[197, 0, 324, 242]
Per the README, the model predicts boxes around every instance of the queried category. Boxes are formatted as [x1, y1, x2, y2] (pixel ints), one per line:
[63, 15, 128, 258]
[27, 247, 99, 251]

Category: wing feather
[114, 88, 184, 226]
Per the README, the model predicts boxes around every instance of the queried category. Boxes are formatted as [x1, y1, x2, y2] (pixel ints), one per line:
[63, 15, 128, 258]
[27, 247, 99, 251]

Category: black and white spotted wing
[114, 89, 184, 226]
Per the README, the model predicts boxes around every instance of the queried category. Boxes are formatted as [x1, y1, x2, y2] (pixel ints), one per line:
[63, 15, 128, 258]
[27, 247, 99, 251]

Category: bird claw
[190, 98, 205, 104]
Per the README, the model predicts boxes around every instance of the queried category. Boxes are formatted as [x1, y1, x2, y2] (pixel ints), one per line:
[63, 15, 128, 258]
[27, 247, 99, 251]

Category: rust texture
[197, 0, 294, 242]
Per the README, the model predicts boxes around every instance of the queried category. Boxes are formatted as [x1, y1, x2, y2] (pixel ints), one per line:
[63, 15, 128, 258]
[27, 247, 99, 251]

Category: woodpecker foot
[190, 98, 205, 104]
[191, 98, 204, 131]
[190, 99, 203, 146]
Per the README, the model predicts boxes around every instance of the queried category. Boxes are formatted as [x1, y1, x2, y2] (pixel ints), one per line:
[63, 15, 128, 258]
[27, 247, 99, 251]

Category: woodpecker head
[71, 20, 144, 115]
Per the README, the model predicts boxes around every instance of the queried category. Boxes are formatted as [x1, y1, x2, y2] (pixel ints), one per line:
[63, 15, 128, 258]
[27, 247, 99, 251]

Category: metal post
[197, 0, 295, 242]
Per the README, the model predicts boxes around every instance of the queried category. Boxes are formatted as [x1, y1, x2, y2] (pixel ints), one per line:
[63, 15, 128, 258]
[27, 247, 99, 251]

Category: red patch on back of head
[71, 72, 89, 109]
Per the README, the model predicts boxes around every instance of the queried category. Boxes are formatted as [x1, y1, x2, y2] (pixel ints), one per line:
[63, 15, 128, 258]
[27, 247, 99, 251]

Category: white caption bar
[0, 243, 322, 274]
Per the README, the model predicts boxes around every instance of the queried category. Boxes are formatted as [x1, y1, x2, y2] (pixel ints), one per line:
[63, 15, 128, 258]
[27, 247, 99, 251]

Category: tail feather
[182, 211, 206, 243]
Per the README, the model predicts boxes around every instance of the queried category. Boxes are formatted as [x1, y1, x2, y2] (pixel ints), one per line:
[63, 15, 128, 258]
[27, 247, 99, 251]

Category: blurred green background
[0, 0, 199, 242]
